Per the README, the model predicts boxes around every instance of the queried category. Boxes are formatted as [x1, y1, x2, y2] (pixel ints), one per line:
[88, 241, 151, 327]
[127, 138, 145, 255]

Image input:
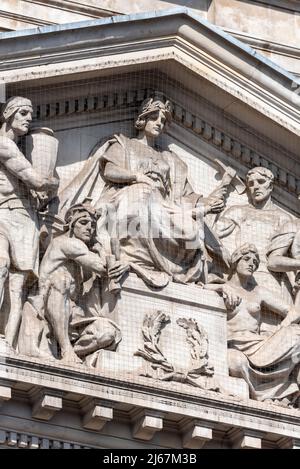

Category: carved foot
[2, 340, 17, 355]
[264, 395, 300, 410]
[61, 350, 83, 365]
[28, 350, 56, 361]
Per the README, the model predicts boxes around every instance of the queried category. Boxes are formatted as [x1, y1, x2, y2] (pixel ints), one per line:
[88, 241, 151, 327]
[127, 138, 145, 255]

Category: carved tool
[213, 158, 245, 195]
[208, 159, 246, 230]
[107, 237, 121, 294]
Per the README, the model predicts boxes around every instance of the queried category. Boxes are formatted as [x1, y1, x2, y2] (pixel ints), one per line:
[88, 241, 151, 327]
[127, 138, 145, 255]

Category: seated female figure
[206, 243, 300, 407]
[96, 94, 226, 288]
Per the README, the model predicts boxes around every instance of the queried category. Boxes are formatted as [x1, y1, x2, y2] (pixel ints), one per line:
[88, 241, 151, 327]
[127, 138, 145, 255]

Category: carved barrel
[26, 127, 58, 177]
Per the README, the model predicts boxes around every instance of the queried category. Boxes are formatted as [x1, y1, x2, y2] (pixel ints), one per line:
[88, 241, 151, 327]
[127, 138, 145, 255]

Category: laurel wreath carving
[134, 310, 173, 373]
[176, 318, 214, 377]
[135, 311, 216, 390]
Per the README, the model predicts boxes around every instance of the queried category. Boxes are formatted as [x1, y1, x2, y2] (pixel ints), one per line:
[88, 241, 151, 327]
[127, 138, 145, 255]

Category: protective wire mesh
[2, 59, 300, 433]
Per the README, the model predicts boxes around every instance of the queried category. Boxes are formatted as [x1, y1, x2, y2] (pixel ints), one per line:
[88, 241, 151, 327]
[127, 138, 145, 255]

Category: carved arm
[0, 138, 58, 191]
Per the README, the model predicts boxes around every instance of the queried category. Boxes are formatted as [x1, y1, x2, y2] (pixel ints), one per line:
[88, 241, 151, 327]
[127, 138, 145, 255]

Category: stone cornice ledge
[0, 9, 57, 27]
[1, 352, 300, 440]
[225, 28, 300, 60]
[0, 8, 300, 136]
[26, 0, 120, 18]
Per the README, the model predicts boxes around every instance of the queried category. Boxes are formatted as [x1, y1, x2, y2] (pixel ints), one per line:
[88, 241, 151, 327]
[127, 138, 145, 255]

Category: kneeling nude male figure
[32, 201, 128, 364]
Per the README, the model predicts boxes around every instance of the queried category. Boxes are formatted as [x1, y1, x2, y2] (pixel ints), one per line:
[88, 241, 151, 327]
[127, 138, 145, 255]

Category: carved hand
[108, 260, 129, 283]
[281, 308, 300, 327]
[135, 173, 155, 188]
[209, 186, 228, 200]
[222, 284, 242, 310]
[41, 176, 59, 191]
[36, 191, 49, 211]
[292, 271, 300, 297]
[203, 196, 225, 215]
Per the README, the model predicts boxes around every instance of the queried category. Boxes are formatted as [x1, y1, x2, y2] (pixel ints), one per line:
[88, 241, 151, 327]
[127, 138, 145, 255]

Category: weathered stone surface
[0, 5, 299, 450]
[82, 403, 113, 431]
[206, 244, 300, 405]
[132, 411, 164, 441]
[32, 392, 63, 421]
[93, 274, 248, 399]
[216, 166, 293, 307]
[0, 384, 11, 405]
[230, 429, 264, 449]
[182, 421, 213, 449]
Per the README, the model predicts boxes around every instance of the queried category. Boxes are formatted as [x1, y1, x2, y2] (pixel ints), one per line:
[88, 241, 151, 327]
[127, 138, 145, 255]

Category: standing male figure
[216, 167, 292, 301]
[267, 200, 300, 307]
[0, 96, 58, 346]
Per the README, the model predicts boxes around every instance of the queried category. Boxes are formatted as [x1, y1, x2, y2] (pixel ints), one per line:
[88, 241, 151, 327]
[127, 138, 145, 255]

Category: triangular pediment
[2, 8, 299, 211]
[2, 8, 300, 445]
[1, 8, 300, 126]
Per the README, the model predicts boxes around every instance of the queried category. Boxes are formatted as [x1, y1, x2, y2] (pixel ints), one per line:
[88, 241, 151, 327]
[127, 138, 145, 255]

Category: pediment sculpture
[0, 97, 59, 347]
[0, 92, 299, 409]
[206, 243, 300, 408]
[58, 92, 231, 288]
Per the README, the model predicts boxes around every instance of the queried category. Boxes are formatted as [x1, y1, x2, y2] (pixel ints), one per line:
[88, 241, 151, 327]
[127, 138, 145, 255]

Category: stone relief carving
[32, 86, 299, 196]
[59, 92, 230, 288]
[176, 317, 214, 377]
[135, 311, 173, 373]
[25, 127, 59, 211]
[205, 243, 300, 408]
[0, 97, 59, 347]
[19, 200, 124, 365]
[0, 91, 298, 409]
[216, 167, 293, 301]
[268, 204, 300, 309]
[135, 310, 217, 390]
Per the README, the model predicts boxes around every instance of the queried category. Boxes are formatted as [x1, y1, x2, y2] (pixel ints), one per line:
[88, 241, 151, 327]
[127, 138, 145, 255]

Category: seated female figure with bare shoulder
[205, 243, 300, 408]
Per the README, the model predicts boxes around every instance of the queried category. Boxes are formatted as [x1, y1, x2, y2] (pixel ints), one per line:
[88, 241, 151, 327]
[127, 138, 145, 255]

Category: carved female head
[230, 243, 260, 278]
[135, 93, 172, 138]
[0, 96, 33, 137]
